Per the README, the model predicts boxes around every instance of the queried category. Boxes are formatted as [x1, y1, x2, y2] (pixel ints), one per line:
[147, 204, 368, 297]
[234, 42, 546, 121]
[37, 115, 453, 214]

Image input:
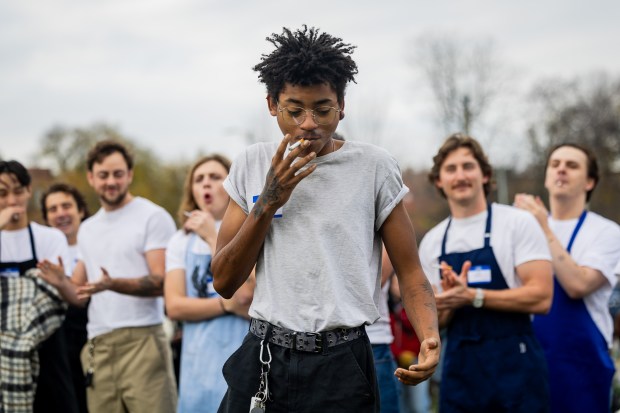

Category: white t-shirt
[66, 244, 79, 275]
[419, 203, 551, 290]
[78, 197, 176, 339]
[548, 211, 620, 347]
[0, 222, 68, 271]
[365, 282, 394, 345]
[165, 222, 221, 273]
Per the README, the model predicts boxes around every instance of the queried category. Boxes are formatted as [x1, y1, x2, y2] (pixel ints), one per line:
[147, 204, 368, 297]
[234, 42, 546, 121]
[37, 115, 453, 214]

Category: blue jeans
[372, 344, 401, 413]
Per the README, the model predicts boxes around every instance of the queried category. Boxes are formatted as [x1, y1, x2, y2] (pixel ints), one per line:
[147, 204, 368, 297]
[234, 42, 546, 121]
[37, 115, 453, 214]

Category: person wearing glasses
[212, 26, 440, 412]
[515, 143, 620, 413]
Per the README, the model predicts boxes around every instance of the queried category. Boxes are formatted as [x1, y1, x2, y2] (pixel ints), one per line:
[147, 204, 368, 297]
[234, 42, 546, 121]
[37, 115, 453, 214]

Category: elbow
[164, 297, 184, 321]
[535, 296, 553, 314]
[213, 278, 234, 299]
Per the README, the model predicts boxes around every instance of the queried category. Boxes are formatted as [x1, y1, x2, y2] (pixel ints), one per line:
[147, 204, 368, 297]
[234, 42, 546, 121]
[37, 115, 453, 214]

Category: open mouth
[203, 194, 212, 204]
[555, 180, 567, 188]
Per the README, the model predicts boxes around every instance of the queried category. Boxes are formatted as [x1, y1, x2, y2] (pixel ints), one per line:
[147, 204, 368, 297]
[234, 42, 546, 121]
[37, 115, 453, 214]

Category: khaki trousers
[81, 324, 177, 413]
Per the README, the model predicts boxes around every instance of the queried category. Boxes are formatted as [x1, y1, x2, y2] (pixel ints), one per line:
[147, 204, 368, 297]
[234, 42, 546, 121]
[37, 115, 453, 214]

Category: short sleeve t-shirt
[224, 140, 408, 332]
[78, 197, 176, 339]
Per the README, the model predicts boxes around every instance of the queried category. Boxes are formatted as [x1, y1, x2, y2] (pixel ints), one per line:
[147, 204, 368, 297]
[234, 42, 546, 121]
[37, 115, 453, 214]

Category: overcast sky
[2, 0, 619, 170]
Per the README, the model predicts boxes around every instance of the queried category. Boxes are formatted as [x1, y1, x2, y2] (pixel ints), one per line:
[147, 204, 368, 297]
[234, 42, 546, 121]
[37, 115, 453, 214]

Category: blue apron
[177, 233, 249, 413]
[439, 205, 550, 413]
[533, 211, 615, 413]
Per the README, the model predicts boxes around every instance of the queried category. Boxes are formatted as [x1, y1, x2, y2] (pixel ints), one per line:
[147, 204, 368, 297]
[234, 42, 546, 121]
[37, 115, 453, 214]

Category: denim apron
[0, 224, 78, 413]
[439, 205, 550, 413]
[177, 233, 249, 413]
[533, 211, 615, 413]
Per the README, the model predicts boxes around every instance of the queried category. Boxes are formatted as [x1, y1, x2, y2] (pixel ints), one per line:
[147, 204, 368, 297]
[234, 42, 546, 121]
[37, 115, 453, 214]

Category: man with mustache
[38, 141, 177, 413]
[419, 134, 553, 412]
[40, 183, 90, 413]
[515, 143, 620, 413]
[212, 26, 440, 413]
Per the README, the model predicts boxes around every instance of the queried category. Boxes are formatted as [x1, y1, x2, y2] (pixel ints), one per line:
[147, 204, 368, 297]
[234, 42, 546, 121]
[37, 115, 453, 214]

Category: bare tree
[527, 72, 620, 173]
[411, 33, 517, 203]
[411, 33, 511, 138]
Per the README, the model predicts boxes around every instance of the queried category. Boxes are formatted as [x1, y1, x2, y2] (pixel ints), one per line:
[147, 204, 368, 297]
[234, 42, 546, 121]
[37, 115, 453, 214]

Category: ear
[585, 177, 595, 192]
[339, 99, 345, 120]
[127, 169, 134, 185]
[482, 175, 490, 185]
[86, 172, 95, 187]
[267, 95, 278, 116]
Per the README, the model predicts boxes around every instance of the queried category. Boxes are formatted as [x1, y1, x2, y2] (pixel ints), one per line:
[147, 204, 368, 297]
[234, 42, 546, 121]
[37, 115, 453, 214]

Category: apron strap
[566, 210, 587, 253]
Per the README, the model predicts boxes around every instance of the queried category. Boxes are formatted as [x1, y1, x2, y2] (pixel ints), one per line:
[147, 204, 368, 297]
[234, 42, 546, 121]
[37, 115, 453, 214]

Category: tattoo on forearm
[134, 276, 162, 296]
[254, 167, 285, 218]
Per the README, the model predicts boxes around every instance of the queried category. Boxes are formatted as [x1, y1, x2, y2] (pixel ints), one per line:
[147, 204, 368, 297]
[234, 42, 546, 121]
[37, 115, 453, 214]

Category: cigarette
[288, 139, 304, 151]
[183, 211, 192, 217]
[432, 263, 453, 271]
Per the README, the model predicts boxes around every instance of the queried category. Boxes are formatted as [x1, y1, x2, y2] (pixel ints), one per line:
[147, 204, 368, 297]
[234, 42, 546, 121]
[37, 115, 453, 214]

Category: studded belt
[249, 318, 366, 353]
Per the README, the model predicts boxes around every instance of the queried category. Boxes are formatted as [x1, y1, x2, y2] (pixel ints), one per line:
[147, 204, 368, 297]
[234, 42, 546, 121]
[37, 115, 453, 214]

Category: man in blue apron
[419, 134, 553, 412]
[0, 160, 79, 413]
[515, 143, 620, 413]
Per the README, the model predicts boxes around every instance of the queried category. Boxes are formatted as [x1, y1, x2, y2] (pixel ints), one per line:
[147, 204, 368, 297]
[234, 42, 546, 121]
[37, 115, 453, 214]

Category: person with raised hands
[164, 155, 253, 413]
[419, 134, 553, 413]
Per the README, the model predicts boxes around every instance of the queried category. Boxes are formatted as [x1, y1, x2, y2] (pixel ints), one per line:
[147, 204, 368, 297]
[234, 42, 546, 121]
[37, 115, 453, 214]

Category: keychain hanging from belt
[250, 338, 272, 413]
[85, 338, 95, 388]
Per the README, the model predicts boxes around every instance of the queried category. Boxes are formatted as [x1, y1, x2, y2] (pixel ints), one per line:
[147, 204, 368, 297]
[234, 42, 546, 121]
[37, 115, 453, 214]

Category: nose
[299, 110, 318, 130]
[454, 167, 466, 179]
[7, 192, 18, 205]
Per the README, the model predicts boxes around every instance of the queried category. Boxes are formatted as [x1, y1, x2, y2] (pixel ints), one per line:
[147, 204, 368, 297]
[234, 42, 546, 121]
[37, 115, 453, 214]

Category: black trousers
[218, 331, 380, 413]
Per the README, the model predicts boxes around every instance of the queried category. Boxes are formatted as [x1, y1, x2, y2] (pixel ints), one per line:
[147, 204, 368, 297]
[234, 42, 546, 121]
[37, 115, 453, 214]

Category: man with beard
[40, 183, 90, 413]
[419, 134, 553, 413]
[39, 141, 177, 413]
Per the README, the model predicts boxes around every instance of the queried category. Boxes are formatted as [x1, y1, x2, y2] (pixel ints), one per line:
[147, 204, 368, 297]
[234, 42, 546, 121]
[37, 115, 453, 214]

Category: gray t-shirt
[224, 140, 408, 332]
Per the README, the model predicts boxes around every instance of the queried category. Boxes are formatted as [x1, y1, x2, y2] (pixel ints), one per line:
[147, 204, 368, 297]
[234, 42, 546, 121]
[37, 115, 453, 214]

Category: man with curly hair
[212, 26, 440, 412]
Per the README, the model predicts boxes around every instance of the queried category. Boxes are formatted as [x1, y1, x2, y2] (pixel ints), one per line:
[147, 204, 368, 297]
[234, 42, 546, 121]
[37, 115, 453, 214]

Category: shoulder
[584, 212, 620, 236]
[492, 203, 540, 228]
[344, 141, 396, 162]
[30, 222, 65, 241]
[419, 218, 450, 252]
[167, 229, 189, 248]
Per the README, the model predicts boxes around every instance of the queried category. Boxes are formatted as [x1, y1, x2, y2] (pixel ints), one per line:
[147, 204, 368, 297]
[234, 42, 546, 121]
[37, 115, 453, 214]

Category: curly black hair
[253, 25, 358, 103]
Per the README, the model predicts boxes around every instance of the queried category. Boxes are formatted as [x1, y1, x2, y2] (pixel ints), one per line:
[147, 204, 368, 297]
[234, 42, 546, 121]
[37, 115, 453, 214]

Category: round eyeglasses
[277, 105, 341, 126]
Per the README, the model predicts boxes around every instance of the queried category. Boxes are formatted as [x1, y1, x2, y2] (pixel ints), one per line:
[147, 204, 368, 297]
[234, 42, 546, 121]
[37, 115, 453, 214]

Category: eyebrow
[282, 98, 335, 106]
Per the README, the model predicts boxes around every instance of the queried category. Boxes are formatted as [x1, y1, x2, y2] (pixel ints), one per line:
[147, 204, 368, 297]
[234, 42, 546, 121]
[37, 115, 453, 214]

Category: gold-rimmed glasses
[277, 105, 341, 126]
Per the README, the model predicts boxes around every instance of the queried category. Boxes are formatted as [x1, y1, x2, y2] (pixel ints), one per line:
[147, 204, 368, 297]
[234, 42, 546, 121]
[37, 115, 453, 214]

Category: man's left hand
[394, 337, 440, 386]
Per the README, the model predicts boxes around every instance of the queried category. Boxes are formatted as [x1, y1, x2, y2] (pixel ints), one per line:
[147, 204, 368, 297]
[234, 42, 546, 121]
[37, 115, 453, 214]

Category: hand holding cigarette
[288, 138, 304, 151]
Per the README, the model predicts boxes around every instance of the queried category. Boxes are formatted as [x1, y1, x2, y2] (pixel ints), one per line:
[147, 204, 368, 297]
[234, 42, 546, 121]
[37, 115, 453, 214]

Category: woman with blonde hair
[164, 154, 253, 412]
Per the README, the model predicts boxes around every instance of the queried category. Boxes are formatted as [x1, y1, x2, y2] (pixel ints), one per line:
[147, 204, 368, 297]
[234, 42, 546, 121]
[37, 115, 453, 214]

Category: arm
[435, 259, 553, 314]
[212, 135, 316, 298]
[77, 248, 167, 298]
[37, 259, 88, 307]
[165, 267, 255, 321]
[381, 202, 440, 386]
[514, 193, 607, 298]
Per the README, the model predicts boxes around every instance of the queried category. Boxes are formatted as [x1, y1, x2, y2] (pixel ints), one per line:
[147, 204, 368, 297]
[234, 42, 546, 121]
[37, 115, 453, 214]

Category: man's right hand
[37, 257, 67, 287]
[0, 206, 25, 229]
[254, 134, 317, 214]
